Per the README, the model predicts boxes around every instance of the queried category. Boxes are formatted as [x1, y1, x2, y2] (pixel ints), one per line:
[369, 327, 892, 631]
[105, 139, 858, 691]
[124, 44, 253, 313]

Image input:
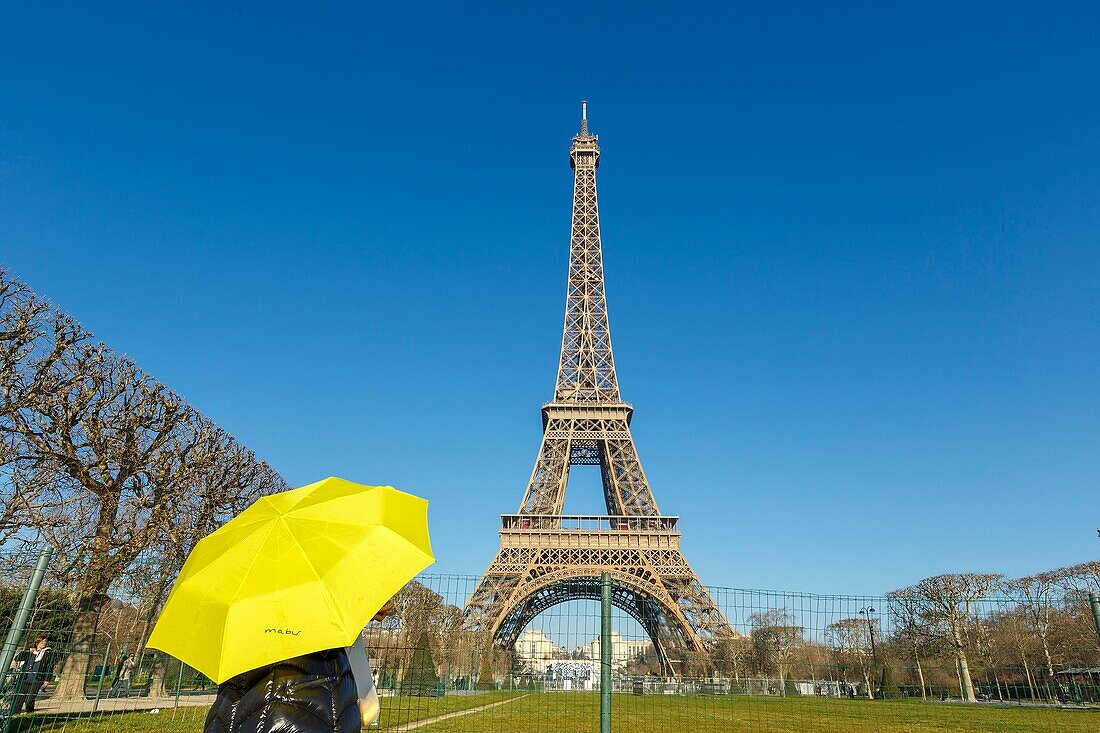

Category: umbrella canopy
[147, 477, 433, 683]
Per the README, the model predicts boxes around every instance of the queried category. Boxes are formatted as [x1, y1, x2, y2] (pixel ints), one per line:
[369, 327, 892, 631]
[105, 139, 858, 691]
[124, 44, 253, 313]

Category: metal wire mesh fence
[2, 551, 1098, 732]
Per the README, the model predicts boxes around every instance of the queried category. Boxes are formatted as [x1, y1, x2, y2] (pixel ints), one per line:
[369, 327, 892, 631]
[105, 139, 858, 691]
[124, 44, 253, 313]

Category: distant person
[12, 636, 54, 714]
[111, 653, 135, 695]
[109, 651, 124, 693]
[202, 600, 393, 733]
[111, 652, 125, 686]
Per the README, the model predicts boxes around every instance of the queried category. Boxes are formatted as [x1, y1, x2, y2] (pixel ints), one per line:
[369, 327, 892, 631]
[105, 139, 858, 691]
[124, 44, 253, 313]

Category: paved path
[30, 691, 216, 715]
[18, 691, 530, 729]
[386, 694, 530, 731]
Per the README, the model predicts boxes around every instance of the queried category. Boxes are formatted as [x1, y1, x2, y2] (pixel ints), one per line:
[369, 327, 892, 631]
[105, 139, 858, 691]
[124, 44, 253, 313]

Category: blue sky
[2, 2, 1098, 595]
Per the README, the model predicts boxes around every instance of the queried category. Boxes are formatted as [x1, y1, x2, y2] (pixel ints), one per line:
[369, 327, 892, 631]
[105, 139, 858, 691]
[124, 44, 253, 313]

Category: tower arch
[491, 568, 703, 675]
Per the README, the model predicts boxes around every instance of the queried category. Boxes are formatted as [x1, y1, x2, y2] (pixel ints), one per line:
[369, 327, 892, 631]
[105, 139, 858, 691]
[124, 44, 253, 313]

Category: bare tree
[971, 615, 1007, 701]
[887, 588, 931, 700]
[1057, 560, 1100, 597]
[1056, 561, 1100, 657]
[0, 268, 286, 698]
[390, 581, 447, 678]
[432, 603, 470, 679]
[893, 573, 1001, 702]
[827, 618, 876, 699]
[19, 353, 199, 698]
[712, 634, 751, 682]
[1006, 571, 1063, 686]
[995, 607, 1041, 701]
[0, 272, 55, 545]
[750, 609, 803, 694]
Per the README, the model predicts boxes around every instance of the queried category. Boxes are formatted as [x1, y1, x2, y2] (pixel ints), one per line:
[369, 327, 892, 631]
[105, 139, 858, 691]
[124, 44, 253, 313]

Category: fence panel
[1, 553, 1098, 732]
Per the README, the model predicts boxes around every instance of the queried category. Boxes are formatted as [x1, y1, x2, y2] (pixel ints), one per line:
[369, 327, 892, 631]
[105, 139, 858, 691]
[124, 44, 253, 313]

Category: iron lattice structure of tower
[464, 104, 732, 673]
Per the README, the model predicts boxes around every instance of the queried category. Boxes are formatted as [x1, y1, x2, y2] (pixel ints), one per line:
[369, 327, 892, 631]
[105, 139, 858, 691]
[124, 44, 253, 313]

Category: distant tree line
[371, 568, 1099, 704]
[887, 565, 1100, 702]
[678, 565, 1100, 703]
[0, 267, 287, 698]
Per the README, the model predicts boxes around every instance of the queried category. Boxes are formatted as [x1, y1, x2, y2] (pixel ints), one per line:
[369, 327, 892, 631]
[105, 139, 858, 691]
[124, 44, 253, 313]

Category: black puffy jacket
[203, 649, 362, 733]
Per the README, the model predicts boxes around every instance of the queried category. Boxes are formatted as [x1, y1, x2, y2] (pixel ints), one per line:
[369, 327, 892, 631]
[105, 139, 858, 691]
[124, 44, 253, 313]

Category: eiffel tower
[463, 103, 731, 673]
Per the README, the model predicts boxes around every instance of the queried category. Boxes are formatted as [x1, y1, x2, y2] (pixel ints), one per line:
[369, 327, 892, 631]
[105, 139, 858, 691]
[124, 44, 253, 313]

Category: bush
[476, 650, 495, 691]
[401, 631, 440, 697]
[0, 587, 78, 644]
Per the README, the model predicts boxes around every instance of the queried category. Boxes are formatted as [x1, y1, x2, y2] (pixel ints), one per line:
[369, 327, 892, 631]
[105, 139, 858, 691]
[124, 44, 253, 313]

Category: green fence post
[174, 659, 185, 708]
[0, 545, 52, 732]
[91, 642, 111, 714]
[600, 572, 612, 733]
[0, 546, 53, 683]
[1089, 593, 1100, 649]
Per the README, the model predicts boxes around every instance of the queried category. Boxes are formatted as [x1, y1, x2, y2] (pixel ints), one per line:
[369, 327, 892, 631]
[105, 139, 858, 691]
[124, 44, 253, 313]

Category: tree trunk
[952, 627, 976, 702]
[1041, 637, 1059, 703]
[1041, 638, 1056, 682]
[1022, 655, 1036, 701]
[52, 610, 97, 700]
[133, 568, 174, 661]
[147, 654, 168, 699]
[861, 667, 873, 699]
[958, 654, 977, 702]
[915, 654, 926, 700]
[53, 497, 128, 700]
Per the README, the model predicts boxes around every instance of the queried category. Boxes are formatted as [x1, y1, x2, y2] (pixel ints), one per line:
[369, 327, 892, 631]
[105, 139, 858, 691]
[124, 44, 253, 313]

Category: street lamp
[859, 606, 880, 698]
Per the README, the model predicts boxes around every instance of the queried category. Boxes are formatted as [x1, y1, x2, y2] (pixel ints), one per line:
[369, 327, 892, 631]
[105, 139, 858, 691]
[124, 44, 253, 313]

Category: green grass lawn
[435, 693, 1099, 733]
[7, 691, 1097, 732]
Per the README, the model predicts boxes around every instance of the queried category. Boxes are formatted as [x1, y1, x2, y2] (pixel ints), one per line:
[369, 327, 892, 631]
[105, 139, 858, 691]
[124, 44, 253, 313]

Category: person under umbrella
[148, 478, 433, 733]
[203, 600, 395, 733]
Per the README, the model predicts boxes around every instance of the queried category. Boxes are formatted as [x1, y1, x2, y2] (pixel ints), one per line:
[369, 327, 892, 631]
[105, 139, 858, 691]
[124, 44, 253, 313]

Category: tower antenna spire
[581, 99, 588, 135]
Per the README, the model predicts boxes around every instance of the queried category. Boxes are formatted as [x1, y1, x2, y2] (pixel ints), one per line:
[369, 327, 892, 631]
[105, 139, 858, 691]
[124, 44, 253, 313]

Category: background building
[576, 631, 655, 670]
[514, 628, 566, 674]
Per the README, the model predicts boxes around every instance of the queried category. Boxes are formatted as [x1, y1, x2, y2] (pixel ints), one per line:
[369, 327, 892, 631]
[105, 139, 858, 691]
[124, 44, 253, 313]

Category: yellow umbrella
[147, 477, 433, 684]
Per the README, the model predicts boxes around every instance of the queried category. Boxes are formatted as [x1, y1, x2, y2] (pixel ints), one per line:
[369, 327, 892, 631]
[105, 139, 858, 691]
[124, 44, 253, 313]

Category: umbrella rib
[210, 520, 280, 683]
[285, 517, 350, 633]
[228, 521, 281, 606]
